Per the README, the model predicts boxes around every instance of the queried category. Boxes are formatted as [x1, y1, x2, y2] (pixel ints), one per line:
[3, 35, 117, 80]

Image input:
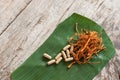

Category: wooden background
[0, 0, 120, 80]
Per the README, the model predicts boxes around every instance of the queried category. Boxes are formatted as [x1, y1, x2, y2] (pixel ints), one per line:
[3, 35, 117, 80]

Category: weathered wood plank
[0, 0, 32, 35]
[0, 0, 120, 80]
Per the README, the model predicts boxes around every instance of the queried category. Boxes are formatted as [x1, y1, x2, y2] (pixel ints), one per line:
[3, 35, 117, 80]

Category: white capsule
[70, 46, 74, 53]
[65, 57, 73, 62]
[66, 49, 70, 58]
[47, 59, 55, 65]
[62, 51, 67, 59]
[43, 53, 52, 59]
[55, 53, 62, 60]
[63, 45, 70, 51]
[56, 57, 62, 64]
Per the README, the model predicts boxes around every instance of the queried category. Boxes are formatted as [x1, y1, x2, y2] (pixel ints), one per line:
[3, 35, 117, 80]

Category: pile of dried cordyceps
[67, 23, 105, 68]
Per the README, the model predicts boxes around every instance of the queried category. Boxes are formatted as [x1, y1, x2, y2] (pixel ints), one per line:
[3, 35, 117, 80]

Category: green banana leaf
[11, 13, 115, 80]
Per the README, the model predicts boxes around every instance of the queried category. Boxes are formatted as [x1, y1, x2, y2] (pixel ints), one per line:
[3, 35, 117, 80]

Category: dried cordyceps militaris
[68, 23, 105, 68]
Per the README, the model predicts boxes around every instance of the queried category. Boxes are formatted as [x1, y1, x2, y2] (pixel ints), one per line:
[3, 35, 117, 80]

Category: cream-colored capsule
[63, 45, 70, 51]
[66, 49, 70, 58]
[65, 57, 73, 62]
[56, 57, 62, 64]
[47, 59, 55, 65]
[62, 51, 67, 59]
[43, 53, 52, 59]
[55, 53, 62, 60]
[70, 46, 74, 53]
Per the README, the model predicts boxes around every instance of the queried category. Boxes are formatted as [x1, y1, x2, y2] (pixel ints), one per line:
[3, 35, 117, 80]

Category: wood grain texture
[0, 0, 120, 80]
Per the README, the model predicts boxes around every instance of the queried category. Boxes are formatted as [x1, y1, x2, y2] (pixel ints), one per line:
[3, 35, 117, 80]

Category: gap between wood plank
[0, 0, 33, 36]
[58, 0, 75, 23]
